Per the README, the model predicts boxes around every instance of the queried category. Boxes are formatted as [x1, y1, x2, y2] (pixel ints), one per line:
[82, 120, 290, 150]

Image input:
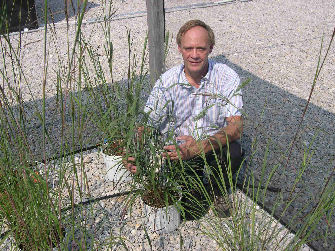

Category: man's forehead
[183, 26, 209, 37]
[180, 27, 210, 46]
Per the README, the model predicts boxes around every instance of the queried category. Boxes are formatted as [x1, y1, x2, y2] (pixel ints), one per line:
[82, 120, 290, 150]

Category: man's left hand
[163, 135, 203, 161]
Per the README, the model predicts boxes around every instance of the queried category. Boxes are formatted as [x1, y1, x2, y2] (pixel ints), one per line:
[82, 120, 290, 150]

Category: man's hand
[162, 116, 243, 161]
[123, 156, 137, 174]
[122, 126, 146, 174]
[163, 135, 204, 161]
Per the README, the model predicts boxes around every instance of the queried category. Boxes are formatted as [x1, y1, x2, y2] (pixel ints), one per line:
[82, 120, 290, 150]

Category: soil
[142, 189, 178, 208]
[103, 140, 124, 156]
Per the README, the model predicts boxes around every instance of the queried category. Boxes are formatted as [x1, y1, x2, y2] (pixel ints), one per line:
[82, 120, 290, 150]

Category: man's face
[178, 26, 213, 78]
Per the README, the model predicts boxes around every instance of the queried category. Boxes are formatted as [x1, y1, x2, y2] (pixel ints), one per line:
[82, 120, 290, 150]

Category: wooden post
[146, 0, 165, 84]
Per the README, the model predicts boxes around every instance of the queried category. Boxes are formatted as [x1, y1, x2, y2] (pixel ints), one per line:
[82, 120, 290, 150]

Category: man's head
[177, 20, 215, 81]
[176, 20, 215, 48]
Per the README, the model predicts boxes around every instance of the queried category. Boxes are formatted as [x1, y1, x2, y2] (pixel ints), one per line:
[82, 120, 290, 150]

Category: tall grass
[0, 0, 334, 250]
[195, 28, 335, 250]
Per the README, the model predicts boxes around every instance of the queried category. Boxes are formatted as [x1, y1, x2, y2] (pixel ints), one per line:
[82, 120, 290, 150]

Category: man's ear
[178, 45, 182, 53]
[209, 46, 213, 53]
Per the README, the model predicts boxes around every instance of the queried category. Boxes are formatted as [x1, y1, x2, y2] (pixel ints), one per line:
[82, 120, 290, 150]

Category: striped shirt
[144, 59, 243, 140]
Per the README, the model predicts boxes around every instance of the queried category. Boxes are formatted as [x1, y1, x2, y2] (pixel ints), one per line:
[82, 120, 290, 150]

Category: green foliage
[0, 165, 62, 250]
[127, 126, 182, 207]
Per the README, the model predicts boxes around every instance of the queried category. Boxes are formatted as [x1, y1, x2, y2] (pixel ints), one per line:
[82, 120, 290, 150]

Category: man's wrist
[204, 132, 227, 153]
[201, 138, 215, 155]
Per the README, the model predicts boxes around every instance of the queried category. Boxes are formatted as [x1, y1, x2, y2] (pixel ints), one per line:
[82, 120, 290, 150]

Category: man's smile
[189, 61, 201, 65]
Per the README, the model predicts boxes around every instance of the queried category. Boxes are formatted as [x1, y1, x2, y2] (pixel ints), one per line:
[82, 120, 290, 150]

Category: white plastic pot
[144, 203, 180, 234]
[102, 152, 132, 183]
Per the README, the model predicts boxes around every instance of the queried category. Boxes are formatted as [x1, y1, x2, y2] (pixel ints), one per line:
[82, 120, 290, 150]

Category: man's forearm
[202, 116, 243, 154]
[164, 116, 242, 161]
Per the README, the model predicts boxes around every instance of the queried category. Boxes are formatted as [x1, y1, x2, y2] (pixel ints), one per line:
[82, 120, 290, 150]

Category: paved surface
[1, 0, 334, 250]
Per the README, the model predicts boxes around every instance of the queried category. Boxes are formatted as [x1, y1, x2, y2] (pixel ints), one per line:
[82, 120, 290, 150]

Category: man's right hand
[122, 126, 145, 174]
[123, 156, 137, 174]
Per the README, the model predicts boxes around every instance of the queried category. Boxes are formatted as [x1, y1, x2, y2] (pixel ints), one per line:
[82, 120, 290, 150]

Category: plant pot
[102, 152, 132, 183]
[144, 202, 180, 234]
[142, 190, 181, 234]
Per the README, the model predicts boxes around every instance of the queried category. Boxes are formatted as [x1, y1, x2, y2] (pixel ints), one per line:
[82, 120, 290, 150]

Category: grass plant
[128, 125, 182, 208]
[0, 161, 63, 249]
[191, 28, 335, 250]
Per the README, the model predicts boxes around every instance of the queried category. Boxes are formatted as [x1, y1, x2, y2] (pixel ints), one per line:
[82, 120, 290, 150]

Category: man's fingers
[127, 157, 135, 162]
[163, 145, 176, 151]
[128, 166, 136, 173]
[162, 148, 183, 160]
[125, 163, 132, 170]
[122, 156, 137, 173]
[125, 162, 137, 173]
[130, 166, 137, 173]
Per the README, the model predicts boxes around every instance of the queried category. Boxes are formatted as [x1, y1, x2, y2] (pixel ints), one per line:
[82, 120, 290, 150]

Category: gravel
[0, 150, 313, 250]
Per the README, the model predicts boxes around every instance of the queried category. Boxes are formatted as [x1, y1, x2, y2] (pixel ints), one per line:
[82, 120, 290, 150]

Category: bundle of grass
[0, 164, 63, 250]
[127, 126, 182, 233]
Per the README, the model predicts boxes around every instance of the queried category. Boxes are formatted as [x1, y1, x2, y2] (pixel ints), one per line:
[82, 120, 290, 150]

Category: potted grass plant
[89, 29, 148, 185]
[99, 37, 146, 184]
[101, 77, 143, 184]
[101, 98, 131, 184]
[102, 134, 132, 184]
[127, 126, 182, 233]
[0, 164, 64, 250]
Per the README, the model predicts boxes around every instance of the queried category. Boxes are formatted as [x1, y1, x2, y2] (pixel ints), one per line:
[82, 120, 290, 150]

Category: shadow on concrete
[213, 54, 334, 251]
[34, 0, 99, 25]
[1, 55, 334, 250]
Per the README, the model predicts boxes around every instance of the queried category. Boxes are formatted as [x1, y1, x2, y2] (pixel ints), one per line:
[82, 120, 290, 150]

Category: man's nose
[190, 48, 199, 58]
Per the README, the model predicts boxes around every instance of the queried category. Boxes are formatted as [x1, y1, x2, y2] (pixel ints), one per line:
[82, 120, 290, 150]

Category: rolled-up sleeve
[225, 75, 243, 117]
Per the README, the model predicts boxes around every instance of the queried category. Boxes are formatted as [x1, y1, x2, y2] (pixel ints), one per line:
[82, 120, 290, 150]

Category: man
[127, 19, 243, 219]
